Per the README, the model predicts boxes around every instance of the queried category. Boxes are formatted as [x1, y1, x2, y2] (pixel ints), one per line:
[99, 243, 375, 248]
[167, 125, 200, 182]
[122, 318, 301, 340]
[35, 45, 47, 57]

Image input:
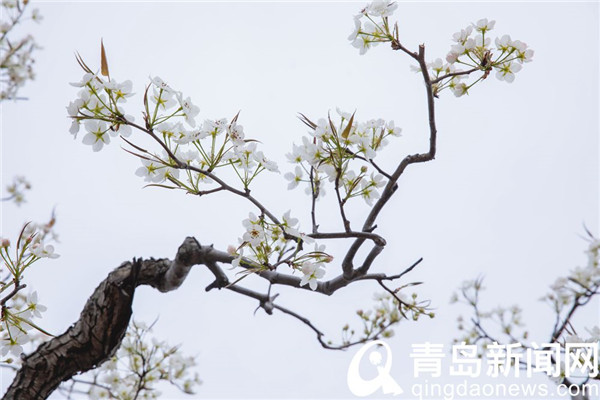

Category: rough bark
[3, 237, 203, 400]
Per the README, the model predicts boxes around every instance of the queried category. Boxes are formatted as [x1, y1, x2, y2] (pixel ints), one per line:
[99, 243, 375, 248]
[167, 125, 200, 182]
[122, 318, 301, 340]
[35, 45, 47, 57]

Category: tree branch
[3, 237, 207, 399]
[342, 43, 437, 278]
[4, 233, 423, 399]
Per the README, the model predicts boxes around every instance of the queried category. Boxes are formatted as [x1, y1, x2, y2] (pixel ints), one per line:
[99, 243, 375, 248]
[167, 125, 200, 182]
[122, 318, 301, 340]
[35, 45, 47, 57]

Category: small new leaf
[298, 113, 317, 130]
[100, 39, 109, 78]
[327, 112, 337, 136]
[341, 111, 355, 139]
[74, 52, 93, 74]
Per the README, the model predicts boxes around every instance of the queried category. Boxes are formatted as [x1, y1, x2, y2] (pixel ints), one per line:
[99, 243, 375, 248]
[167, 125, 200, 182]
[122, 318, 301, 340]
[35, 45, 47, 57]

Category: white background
[1, 1, 598, 399]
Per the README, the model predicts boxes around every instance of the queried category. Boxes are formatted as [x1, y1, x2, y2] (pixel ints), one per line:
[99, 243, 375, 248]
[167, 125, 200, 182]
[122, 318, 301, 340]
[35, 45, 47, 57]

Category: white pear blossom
[150, 76, 174, 93]
[85, 95, 109, 116]
[31, 240, 59, 259]
[311, 118, 332, 140]
[385, 120, 402, 137]
[494, 34, 513, 52]
[356, 136, 376, 159]
[234, 142, 258, 172]
[473, 18, 495, 33]
[156, 165, 180, 182]
[361, 182, 381, 206]
[174, 128, 202, 145]
[474, 34, 491, 49]
[429, 58, 444, 75]
[336, 107, 353, 121]
[348, 15, 361, 41]
[300, 262, 326, 291]
[201, 118, 228, 138]
[451, 83, 468, 97]
[317, 163, 337, 182]
[286, 143, 304, 164]
[69, 120, 81, 136]
[81, 120, 110, 152]
[351, 22, 380, 55]
[242, 213, 265, 247]
[452, 26, 473, 43]
[135, 159, 166, 183]
[281, 210, 305, 239]
[227, 122, 245, 147]
[305, 176, 326, 199]
[1, 325, 30, 358]
[26, 291, 47, 318]
[229, 246, 244, 269]
[299, 136, 320, 165]
[176, 93, 200, 127]
[512, 40, 534, 63]
[494, 62, 522, 83]
[365, 0, 398, 17]
[155, 121, 178, 139]
[105, 79, 133, 102]
[369, 173, 385, 189]
[284, 166, 303, 189]
[67, 98, 84, 118]
[113, 111, 134, 138]
[252, 150, 279, 173]
[446, 50, 460, 64]
[150, 86, 177, 109]
[177, 149, 199, 165]
[69, 72, 96, 88]
[281, 210, 299, 230]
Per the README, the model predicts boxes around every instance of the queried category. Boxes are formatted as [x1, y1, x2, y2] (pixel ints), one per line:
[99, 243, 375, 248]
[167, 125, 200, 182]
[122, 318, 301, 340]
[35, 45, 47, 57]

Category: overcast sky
[1, 1, 599, 399]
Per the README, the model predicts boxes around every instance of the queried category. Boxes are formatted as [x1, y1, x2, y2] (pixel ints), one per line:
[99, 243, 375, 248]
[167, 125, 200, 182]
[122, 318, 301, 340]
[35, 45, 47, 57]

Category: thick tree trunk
[3, 237, 205, 400]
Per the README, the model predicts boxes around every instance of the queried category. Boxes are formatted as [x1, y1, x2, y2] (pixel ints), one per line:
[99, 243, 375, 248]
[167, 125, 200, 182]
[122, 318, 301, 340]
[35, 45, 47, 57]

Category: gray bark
[3, 237, 204, 400]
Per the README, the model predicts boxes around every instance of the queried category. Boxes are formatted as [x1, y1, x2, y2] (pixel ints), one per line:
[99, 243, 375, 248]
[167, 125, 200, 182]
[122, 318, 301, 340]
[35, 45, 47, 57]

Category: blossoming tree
[1, 1, 597, 399]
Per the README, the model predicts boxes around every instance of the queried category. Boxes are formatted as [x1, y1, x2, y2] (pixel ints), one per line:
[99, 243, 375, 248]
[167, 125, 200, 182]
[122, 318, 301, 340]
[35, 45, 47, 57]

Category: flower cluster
[147, 77, 199, 126]
[85, 320, 201, 399]
[453, 235, 600, 365]
[2, 175, 31, 206]
[0, 291, 47, 360]
[0, 0, 41, 100]
[140, 77, 278, 190]
[285, 109, 395, 205]
[422, 19, 534, 97]
[0, 217, 59, 360]
[340, 292, 433, 346]
[348, 1, 398, 54]
[451, 279, 527, 359]
[347, 2, 534, 96]
[541, 237, 600, 316]
[69, 69, 279, 191]
[67, 71, 135, 151]
[229, 211, 332, 290]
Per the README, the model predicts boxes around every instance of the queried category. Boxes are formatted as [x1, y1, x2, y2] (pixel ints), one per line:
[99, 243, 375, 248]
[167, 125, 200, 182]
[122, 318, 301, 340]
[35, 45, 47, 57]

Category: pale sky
[1, 1, 599, 399]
